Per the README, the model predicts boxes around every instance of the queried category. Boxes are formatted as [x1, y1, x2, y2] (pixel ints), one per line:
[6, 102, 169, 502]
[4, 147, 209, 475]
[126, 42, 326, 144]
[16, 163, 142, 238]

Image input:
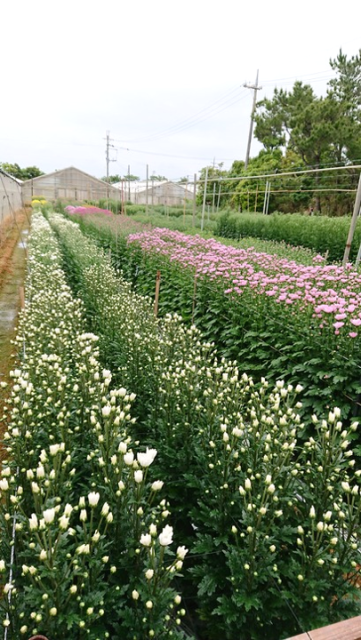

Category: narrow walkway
[0, 211, 29, 444]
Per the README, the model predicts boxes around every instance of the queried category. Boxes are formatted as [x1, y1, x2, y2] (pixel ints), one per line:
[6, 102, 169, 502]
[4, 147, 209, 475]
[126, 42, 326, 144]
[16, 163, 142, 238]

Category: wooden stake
[154, 270, 161, 317]
[191, 274, 197, 324]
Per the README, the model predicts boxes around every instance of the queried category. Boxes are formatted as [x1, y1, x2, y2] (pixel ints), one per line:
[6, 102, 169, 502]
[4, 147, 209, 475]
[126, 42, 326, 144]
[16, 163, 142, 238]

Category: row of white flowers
[52, 211, 361, 639]
[0, 214, 188, 640]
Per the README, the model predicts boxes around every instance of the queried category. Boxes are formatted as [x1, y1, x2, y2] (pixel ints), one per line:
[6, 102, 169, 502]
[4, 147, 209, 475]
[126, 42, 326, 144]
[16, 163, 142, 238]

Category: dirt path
[0, 210, 30, 446]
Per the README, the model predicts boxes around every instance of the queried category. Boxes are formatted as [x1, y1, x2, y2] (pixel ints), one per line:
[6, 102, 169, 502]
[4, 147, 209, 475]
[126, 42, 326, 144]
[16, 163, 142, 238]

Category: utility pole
[104, 131, 116, 180]
[244, 70, 262, 169]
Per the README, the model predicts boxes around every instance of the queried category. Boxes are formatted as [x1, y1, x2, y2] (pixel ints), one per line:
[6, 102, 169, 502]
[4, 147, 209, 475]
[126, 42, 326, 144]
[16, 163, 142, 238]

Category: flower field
[1, 210, 361, 639]
[215, 212, 361, 263]
[0, 215, 187, 639]
[68, 214, 361, 427]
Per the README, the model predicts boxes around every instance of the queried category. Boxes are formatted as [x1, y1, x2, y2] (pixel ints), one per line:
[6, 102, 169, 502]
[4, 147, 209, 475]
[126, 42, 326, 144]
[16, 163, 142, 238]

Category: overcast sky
[1, 0, 360, 182]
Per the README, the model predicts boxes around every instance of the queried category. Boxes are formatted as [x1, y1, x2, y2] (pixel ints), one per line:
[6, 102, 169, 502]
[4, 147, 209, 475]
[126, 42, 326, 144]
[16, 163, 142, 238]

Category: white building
[22, 166, 120, 204]
[113, 180, 195, 206]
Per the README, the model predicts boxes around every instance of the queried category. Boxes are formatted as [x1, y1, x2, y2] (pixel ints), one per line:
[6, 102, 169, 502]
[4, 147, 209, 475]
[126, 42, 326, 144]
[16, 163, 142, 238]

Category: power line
[119, 86, 247, 144]
[118, 92, 250, 145]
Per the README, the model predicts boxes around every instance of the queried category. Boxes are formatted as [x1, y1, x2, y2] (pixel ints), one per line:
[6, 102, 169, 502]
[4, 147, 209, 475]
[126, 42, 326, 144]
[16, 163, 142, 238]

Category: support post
[217, 182, 222, 212]
[192, 173, 197, 227]
[146, 165, 149, 216]
[191, 273, 197, 324]
[154, 270, 161, 317]
[201, 167, 209, 232]
[343, 173, 361, 266]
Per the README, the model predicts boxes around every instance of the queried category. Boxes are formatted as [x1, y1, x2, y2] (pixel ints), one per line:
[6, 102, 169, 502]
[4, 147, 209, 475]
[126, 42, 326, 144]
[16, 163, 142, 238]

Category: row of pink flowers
[65, 205, 113, 216]
[127, 228, 361, 339]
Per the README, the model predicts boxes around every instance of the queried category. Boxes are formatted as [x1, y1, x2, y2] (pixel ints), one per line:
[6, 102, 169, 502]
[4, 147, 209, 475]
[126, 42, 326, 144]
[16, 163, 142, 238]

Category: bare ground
[0, 209, 30, 452]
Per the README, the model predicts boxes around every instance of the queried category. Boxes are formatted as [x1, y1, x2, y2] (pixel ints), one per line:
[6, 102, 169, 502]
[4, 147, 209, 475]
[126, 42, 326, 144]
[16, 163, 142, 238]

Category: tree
[0, 162, 44, 181]
[253, 80, 357, 212]
[328, 49, 361, 163]
[195, 50, 361, 215]
[101, 174, 122, 184]
[150, 175, 167, 182]
[21, 166, 45, 180]
[196, 165, 228, 207]
[123, 174, 139, 182]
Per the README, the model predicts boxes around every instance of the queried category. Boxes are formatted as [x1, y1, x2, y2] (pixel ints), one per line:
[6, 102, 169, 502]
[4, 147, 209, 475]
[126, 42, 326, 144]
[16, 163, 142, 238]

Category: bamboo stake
[191, 274, 197, 324]
[154, 270, 161, 317]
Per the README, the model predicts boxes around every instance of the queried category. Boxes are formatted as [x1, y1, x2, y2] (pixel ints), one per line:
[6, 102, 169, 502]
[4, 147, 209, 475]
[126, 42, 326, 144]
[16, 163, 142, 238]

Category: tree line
[197, 49, 361, 216]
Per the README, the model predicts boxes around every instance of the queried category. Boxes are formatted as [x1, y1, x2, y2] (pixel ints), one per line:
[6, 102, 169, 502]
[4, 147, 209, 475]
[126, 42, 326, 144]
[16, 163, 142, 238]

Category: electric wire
[120, 86, 246, 144]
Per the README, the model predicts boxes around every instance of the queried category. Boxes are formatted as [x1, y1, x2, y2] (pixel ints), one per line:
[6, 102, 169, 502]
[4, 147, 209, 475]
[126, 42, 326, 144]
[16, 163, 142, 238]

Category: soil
[0, 209, 30, 450]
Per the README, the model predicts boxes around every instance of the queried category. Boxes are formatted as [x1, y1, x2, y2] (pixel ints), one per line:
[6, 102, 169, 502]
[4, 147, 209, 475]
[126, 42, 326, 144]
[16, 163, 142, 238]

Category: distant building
[0, 168, 23, 225]
[113, 180, 195, 206]
[22, 166, 120, 204]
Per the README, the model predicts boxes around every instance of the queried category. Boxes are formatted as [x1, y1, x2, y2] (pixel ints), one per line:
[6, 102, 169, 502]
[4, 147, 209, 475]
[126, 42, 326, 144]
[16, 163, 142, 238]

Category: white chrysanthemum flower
[124, 452, 134, 466]
[59, 515, 69, 530]
[151, 480, 164, 491]
[64, 503, 73, 517]
[101, 502, 110, 517]
[80, 509, 87, 522]
[29, 513, 38, 531]
[137, 448, 157, 468]
[88, 492, 100, 507]
[176, 546, 188, 560]
[43, 508, 55, 524]
[49, 444, 61, 457]
[159, 524, 173, 546]
[0, 479, 9, 491]
[140, 533, 152, 547]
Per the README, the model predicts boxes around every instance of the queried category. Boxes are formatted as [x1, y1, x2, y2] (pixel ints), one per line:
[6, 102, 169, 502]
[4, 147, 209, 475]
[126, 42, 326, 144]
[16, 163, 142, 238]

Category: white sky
[1, 0, 360, 181]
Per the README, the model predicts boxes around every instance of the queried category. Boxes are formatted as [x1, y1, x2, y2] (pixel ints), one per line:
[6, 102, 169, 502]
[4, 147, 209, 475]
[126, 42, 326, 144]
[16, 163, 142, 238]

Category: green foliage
[72, 214, 361, 430]
[196, 164, 228, 207]
[44, 212, 361, 639]
[0, 162, 44, 181]
[193, 50, 361, 217]
[150, 174, 167, 181]
[215, 211, 361, 262]
[101, 174, 123, 183]
[0, 215, 188, 639]
[101, 174, 140, 184]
